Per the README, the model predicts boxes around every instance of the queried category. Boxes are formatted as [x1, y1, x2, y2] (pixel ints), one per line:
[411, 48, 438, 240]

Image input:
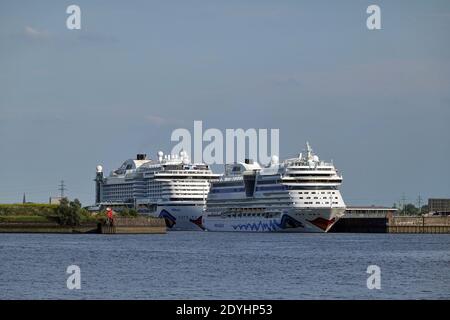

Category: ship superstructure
[203, 143, 346, 232]
[95, 151, 221, 230]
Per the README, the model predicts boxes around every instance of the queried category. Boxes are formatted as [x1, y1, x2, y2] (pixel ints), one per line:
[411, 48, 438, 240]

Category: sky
[0, 0, 449, 206]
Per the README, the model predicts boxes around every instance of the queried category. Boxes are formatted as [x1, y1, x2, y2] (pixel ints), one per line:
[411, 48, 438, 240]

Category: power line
[401, 193, 407, 215]
[58, 180, 67, 198]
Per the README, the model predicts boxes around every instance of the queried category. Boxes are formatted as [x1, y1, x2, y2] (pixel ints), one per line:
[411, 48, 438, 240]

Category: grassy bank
[0, 203, 58, 216]
[0, 202, 143, 224]
[0, 204, 165, 234]
[0, 215, 53, 223]
[0, 202, 99, 224]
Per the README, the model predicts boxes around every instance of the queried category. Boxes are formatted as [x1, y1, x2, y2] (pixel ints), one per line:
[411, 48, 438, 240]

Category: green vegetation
[0, 201, 144, 226]
[0, 203, 58, 216]
[0, 215, 51, 223]
[118, 208, 138, 217]
[56, 198, 84, 226]
[397, 203, 429, 216]
[0, 199, 96, 226]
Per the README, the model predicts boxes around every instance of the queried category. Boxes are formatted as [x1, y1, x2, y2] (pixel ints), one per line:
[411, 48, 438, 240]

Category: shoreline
[0, 216, 166, 234]
[1, 215, 449, 234]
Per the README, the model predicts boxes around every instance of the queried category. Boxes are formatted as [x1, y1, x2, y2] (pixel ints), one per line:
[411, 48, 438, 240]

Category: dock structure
[331, 213, 450, 234]
[100, 216, 166, 234]
[0, 216, 166, 234]
[0, 221, 98, 234]
[331, 215, 387, 233]
[388, 216, 450, 234]
[330, 206, 394, 233]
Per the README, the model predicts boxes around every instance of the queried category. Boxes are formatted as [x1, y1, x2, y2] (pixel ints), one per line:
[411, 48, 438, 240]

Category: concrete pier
[100, 216, 166, 234]
[0, 221, 99, 233]
[331, 214, 450, 233]
[387, 216, 450, 233]
[0, 216, 166, 234]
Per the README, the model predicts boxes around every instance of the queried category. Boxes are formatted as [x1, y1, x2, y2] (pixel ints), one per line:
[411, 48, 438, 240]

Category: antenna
[58, 180, 67, 198]
[401, 193, 407, 215]
[417, 194, 422, 214]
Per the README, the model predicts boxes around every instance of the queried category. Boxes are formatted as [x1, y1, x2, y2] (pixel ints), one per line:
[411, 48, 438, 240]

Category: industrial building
[428, 198, 450, 215]
[345, 206, 398, 218]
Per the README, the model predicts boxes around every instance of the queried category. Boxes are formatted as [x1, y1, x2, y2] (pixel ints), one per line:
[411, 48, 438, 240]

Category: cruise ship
[202, 143, 346, 233]
[95, 151, 221, 230]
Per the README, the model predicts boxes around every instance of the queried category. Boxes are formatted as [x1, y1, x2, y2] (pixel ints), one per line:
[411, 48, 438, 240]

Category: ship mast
[306, 141, 313, 160]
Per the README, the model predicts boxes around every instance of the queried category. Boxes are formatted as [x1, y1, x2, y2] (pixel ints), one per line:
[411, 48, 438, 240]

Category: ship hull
[148, 204, 205, 231]
[203, 207, 345, 233]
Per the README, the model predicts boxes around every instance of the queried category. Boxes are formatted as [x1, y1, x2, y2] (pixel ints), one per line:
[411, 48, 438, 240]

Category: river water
[0, 232, 449, 299]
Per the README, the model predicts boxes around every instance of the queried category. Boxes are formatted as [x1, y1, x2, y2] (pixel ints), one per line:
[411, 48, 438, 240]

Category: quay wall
[0, 221, 98, 233]
[330, 215, 450, 233]
[331, 217, 388, 233]
[387, 216, 450, 234]
[0, 216, 166, 234]
[100, 216, 166, 234]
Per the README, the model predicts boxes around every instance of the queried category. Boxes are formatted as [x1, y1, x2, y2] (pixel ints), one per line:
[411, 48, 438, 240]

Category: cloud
[269, 59, 450, 100]
[144, 115, 184, 126]
[23, 26, 49, 39]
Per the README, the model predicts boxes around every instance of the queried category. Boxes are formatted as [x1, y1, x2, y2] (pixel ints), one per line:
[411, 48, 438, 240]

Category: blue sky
[1, 0, 449, 206]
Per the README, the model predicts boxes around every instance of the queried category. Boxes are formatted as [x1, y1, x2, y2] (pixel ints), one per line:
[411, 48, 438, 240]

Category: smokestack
[136, 154, 147, 160]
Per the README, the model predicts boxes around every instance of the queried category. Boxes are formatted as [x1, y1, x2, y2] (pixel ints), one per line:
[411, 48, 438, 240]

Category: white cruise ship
[95, 151, 221, 230]
[202, 143, 346, 233]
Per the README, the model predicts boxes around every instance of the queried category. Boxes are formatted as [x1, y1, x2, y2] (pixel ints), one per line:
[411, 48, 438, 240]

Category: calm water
[0, 232, 449, 299]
